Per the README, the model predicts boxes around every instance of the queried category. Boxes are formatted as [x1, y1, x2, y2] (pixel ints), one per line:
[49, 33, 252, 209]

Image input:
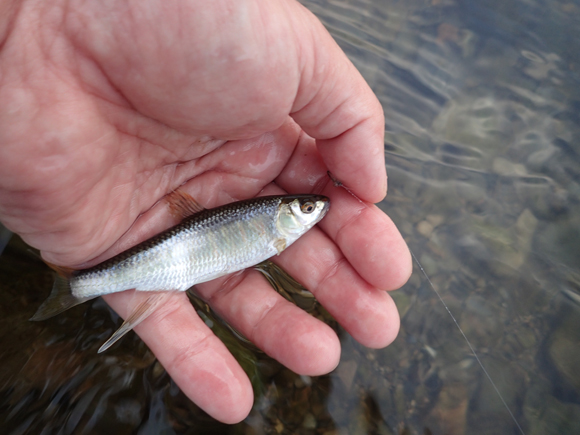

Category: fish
[31, 191, 330, 352]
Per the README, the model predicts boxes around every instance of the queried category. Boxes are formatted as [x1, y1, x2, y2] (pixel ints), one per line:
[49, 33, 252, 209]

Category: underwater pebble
[336, 360, 358, 391]
[417, 220, 434, 238]
[426, 214, 445, 227]
[302, 413, 317, 429]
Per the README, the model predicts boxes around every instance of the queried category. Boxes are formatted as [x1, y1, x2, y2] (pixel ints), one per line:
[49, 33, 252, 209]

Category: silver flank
[70, 195, 329, 298]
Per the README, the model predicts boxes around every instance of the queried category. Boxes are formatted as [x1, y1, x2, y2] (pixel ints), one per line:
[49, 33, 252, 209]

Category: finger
[276, 133, 412, 291]
[192, 181, 396, 351]
[316, 186, 412, 291]
[289, 4, 387, 203]
[272, 217, 401, 349]
[102, 291, 253, 424]
[256, 180, 399, 348]
[189, 181, 342, 375]
[195, 269, 341, 376]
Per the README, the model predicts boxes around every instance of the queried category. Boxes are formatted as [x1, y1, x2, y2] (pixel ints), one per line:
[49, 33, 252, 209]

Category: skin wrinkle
[314, 254, 349, 296]
[0, 0, 410, 423]
[193, 170, 259, 202]
[69, 2, 288, 136]
[262, 308, 328, 363]
[0, 0, 22, 51]
[129, 127, 198, 165]
[332, 201, 369, 244]
[249, 293, 285, 339]
[68, 48, 133, 109]
[295, 57, 367, 145]
[163, 328, 216, 371]
[196, 139, 287, 192]
[171, 159, 211, 191]
[206, 270, 249, 307]
[102, 134, 190, 228]
[321, 140, 372, 186]
[293, 75, 340, 135]
[301, 91, 357, 141]
[19, 135, 170, 262]
[96, 192, 138, 250]
[273, 125, 330, 193]
[64, 8, 183, 138]
[321, 119, 382, 172]
[290, 6, 330, 114]
[78, 167, 132, 231]
[311, 172, 332, 195]
[62, 178, 164, 266]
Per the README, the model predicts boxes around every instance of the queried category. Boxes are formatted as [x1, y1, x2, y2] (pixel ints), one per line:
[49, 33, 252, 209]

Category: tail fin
[30, 275, 95, 321]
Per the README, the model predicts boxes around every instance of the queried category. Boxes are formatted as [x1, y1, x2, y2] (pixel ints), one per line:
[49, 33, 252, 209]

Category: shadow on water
[2, 0, 580, 434]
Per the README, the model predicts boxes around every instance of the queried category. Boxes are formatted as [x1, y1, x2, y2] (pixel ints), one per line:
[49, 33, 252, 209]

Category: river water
[2, 0, 580, 434]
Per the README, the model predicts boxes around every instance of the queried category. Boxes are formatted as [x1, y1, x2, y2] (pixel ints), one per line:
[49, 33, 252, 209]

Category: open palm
[0, 0, 411, 423]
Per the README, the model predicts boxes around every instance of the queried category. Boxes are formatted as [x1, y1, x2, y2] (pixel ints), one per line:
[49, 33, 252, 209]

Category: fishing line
[327, 171, 526, 435]
[409, 249, 526, 435]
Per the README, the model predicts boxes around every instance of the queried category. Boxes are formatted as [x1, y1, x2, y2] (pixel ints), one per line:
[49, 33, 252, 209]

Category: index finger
[276, 130, 411, 292]
[289, 4, 386, 203]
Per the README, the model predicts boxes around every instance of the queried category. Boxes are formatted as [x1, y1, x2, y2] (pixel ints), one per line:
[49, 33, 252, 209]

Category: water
[2, 0, 580, 433]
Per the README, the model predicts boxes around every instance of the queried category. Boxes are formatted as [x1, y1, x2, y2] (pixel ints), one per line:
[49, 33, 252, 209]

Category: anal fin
[98, 291, 174, 353]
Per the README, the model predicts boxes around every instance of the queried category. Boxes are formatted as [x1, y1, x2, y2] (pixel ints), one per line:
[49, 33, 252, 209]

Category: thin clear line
[326, 172, 526, 434]
[410, 249, 526, 435]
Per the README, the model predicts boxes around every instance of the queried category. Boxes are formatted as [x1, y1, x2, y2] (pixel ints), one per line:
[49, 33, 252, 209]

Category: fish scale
[30, 192, 330, 351]
[54, 195, 328, 299]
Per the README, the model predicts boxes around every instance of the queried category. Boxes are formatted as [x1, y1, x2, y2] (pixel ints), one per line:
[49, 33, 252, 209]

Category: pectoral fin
[98, 291, 175, 353]
[166, 189, 205, 221]
[274, 238, 286, 255]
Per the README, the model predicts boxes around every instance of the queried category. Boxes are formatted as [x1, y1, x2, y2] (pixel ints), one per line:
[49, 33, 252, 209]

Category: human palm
[0, 0, 411, 423]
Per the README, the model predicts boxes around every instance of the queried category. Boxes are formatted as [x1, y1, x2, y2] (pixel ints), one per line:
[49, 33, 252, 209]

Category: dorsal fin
[44, 261, 76, 278]
[166, 190, 205, 221]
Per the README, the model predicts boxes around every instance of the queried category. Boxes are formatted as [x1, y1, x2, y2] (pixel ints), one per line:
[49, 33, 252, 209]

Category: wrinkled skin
[0, 0, 411, 423]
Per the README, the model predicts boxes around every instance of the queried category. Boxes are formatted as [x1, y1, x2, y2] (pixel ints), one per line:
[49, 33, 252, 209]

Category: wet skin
[0, 0, 411, 423]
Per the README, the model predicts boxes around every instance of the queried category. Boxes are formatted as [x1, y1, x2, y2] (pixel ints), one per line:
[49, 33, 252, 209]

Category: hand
[0, 0, 411, 423]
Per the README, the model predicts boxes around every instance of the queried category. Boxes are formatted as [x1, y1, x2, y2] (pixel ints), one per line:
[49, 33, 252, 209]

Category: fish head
[276, 195, 330, 244]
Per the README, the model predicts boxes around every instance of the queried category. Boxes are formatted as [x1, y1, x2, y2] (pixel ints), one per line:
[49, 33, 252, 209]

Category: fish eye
[301, 201, 315, 214]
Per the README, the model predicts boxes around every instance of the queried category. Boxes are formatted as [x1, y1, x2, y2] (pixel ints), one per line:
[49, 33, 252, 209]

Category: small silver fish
[31, 191, 330, 351]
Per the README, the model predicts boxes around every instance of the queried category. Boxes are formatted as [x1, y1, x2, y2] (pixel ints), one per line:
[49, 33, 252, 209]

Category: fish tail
[30, 274, 94, 321]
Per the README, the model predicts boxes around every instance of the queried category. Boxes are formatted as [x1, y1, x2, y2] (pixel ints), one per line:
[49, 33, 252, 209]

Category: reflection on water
[2, 0, 580, 433]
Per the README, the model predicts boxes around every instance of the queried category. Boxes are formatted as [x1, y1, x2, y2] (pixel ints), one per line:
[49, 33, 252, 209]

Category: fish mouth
[318, 196, 330, 217]
[309, 195, 331, 225]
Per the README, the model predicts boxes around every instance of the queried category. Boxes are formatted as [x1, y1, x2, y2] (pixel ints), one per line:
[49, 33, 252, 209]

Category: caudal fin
[30, 275, 95, 321]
